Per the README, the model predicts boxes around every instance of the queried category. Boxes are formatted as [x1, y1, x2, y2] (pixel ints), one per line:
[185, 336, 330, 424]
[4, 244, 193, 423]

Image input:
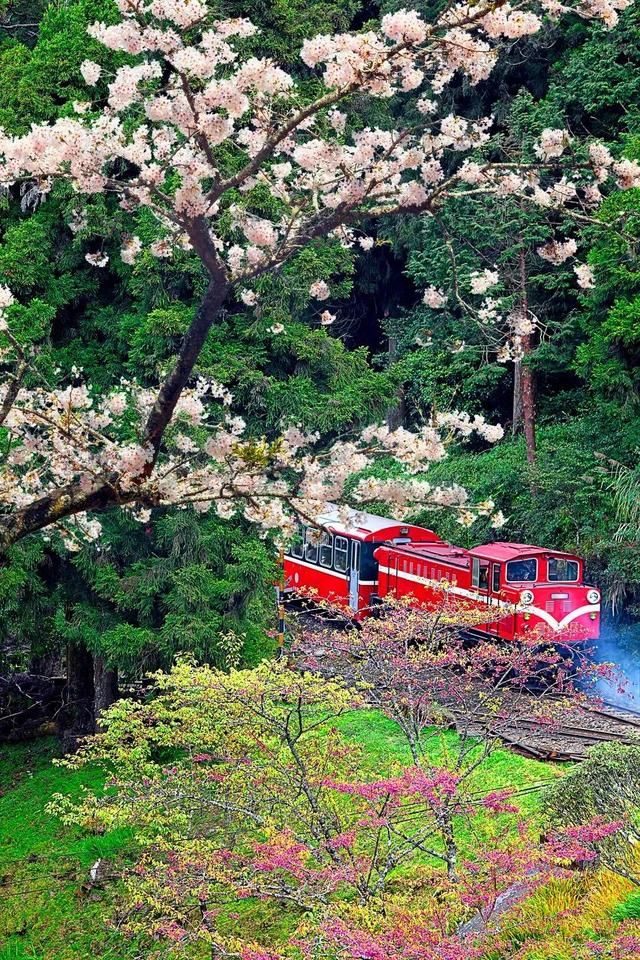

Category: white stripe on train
[376, 565, 600, 632]
[284, 556, 376, 585]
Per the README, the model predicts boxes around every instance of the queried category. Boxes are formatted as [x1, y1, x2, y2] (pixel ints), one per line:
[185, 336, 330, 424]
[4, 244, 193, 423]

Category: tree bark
[385, 336, 406, 430]
[62, 642, 95, 751]
[143, 258, 230, 457]
[517, 246, 537, 476]
[512, 358, 523, 437]
[0, 246, 230, 551]
[521, 343, 537, 469]
[0, 474, 133, 552]
[93, 656, 118, 730]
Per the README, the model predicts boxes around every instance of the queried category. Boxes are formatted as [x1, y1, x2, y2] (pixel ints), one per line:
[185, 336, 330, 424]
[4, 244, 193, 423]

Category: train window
[472, 558, 489, 590]
[334, 536, 349, 573]
[304, 529, 319, 564]
[291, 529, 304, 559]
[506, 558, 537, 582]
[492, 563, 501, 593]
[319, 533, 333, 568]
[548, 557, 579, 582]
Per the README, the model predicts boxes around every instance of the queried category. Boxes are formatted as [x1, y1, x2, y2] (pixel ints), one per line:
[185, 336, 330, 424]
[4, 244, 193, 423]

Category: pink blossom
[309, 280, 330, 300]
[85, 251, 109, 268]
[381, 9, 427, 44]
[120, 236, 142, 265]
[535, 127, 571, 160]
[423, 286, 446, 309]
[0, 285, 15, 309]
[537, 238, 578, 264]
[574, 263, 595, 289]
[469, 268, 499, 294]
[80, 60, 101, 85]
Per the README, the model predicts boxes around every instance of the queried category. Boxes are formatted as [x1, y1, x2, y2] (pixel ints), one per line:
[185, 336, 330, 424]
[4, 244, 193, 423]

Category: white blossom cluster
[0, 288, 507, 545]
[0, 0, 635, 544]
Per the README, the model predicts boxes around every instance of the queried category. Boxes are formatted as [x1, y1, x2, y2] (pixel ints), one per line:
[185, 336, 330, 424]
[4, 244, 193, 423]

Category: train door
[387, 554, 399, 597]
[471, 557, 491, 633]
[349, 540, 360, 612]
[490, 562, 514, 638]
[488, 562, 501, 635]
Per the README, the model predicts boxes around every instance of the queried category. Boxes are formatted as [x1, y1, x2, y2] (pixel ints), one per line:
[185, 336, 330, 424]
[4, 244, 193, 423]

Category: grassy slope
[0, 714, 556, 960]
[0, 738, 135, 960]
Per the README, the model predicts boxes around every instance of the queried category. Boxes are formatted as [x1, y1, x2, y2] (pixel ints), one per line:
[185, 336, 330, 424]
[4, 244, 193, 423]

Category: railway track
[445, 702, 640, 761]
[442, 693, 639, 759]
[491, 708, 640, 762]
[289, 618, 640, 762]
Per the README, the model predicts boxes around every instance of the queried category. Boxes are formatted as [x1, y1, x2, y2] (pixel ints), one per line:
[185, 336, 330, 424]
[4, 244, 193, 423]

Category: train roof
[315, 504, 439, 541]
[468, 543, 580, 561]
[375, 540, 470, 568]
[376, 539, 581, 567]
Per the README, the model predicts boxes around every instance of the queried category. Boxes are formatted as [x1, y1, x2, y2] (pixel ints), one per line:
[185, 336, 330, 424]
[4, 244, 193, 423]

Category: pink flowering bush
[46, 629, 634, 956]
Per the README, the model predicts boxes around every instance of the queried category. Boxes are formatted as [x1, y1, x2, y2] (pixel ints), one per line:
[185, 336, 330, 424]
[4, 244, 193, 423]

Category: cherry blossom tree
[0, 0, 636, 550]
[50, 654, 635, 957]
[292, 596, 615, 878]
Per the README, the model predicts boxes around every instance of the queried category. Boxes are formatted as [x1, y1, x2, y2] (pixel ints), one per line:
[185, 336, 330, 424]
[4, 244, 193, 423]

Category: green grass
[332, 709, 559, 857]
[0, 712, 559, 959]
[0, 738, 135, 960]
[333, 707, 559, 794]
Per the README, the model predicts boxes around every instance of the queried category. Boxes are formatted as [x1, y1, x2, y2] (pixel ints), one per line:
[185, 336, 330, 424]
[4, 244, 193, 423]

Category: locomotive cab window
[304, 529, 319, 564]
[472, 557, 490, 590]
[319, 533, 333, 568]
[506, 558, 537, 582]
[548, 557, 579, 581]
[492, 564, 501, 593]
[334, 536, 349, 573]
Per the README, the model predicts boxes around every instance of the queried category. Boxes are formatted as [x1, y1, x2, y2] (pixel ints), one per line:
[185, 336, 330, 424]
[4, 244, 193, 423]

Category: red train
[283, 506, 601, 640]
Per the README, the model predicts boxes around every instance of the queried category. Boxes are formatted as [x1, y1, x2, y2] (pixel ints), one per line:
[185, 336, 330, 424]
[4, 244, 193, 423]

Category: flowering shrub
[47, 616, 635, 956]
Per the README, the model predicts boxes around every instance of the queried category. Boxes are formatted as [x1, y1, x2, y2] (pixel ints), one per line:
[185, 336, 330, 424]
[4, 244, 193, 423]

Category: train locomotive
[283, 506, 601, 641]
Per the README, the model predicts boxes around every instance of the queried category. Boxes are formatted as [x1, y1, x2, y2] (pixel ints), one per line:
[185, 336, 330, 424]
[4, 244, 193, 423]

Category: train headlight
[587, 589, 600, 605]
[520, 589, 534, 605]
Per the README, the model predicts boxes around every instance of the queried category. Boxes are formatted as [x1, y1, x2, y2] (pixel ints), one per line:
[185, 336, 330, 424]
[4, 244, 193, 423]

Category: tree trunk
[517, 247, 537, 482]
[0, 267, 230, 552]
[440, 809, 459, 882]
[521, 346, 537, 469]
[93, 656, 118, 730]
[386, 335, 406, 429]
[62, 642, 95, 751]
[512, 358, 523, 437]
[143, 269, 230, 456]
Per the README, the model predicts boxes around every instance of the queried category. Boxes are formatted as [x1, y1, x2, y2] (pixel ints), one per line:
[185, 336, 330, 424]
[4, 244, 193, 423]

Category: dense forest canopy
[0, 0, 640, 699]
[3, 1, 640, 959]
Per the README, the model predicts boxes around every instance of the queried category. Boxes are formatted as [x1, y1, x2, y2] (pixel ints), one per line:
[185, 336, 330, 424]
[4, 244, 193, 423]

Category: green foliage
[0, 738, 135, 960]
[543, 742, 640, 884]
[612, 891, 640, 922]
[407, 409, 640, 595]
[0, 0, 380, 678]
[0, 707, 554, 959]
[2, 0, 640, 698]
[45, 510, 279, 671]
